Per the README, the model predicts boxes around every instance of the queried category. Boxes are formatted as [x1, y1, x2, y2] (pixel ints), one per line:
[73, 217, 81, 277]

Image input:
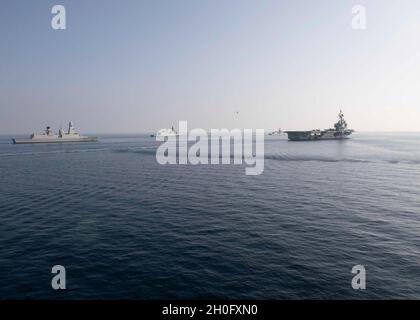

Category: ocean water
[0, 132, 420, 299]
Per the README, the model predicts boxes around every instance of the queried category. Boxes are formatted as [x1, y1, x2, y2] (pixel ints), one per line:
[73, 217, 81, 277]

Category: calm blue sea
[0, 132, 420, 299]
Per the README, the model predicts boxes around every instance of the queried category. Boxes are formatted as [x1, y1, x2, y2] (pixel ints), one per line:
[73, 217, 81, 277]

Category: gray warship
[12, 121, 98, 144]
[285, 110, 354, 141]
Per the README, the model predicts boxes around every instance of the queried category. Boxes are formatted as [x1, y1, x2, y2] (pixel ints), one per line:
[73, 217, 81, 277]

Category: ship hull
[285, 130, 353, 141]
[12, 137, 98, 144]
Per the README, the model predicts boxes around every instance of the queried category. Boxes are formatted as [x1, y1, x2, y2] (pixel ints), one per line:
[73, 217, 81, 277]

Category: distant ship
[285, 110, 354, 141]
[12, 122, 98, 144]
[150, 126, 179, 138]
[268, 128, 282, 136]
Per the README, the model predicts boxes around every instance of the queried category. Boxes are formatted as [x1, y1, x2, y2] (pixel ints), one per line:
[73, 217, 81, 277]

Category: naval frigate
[12, 121, 98, 144]
[285, 110, 354, 141]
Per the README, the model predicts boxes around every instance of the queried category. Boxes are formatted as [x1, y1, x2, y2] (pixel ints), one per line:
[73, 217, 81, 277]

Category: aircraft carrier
[285, 110, 354, 141]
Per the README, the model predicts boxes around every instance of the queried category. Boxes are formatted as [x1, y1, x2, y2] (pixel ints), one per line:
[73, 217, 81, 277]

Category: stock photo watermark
[352, 265, 366, 290]
[49, 5, 366, 31]
[51, 5, 66, 30]
[47, 264, 366, 292]
[351, 5, 367, 30]
[51, 265, 66, 290]
[155, 121, 265, 175]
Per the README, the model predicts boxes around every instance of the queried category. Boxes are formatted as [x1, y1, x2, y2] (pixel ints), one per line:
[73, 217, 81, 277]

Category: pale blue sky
[1, 0, 420, 133]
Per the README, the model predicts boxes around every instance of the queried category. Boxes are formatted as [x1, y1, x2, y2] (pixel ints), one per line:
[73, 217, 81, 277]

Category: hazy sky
[1, 0, 420, 133]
